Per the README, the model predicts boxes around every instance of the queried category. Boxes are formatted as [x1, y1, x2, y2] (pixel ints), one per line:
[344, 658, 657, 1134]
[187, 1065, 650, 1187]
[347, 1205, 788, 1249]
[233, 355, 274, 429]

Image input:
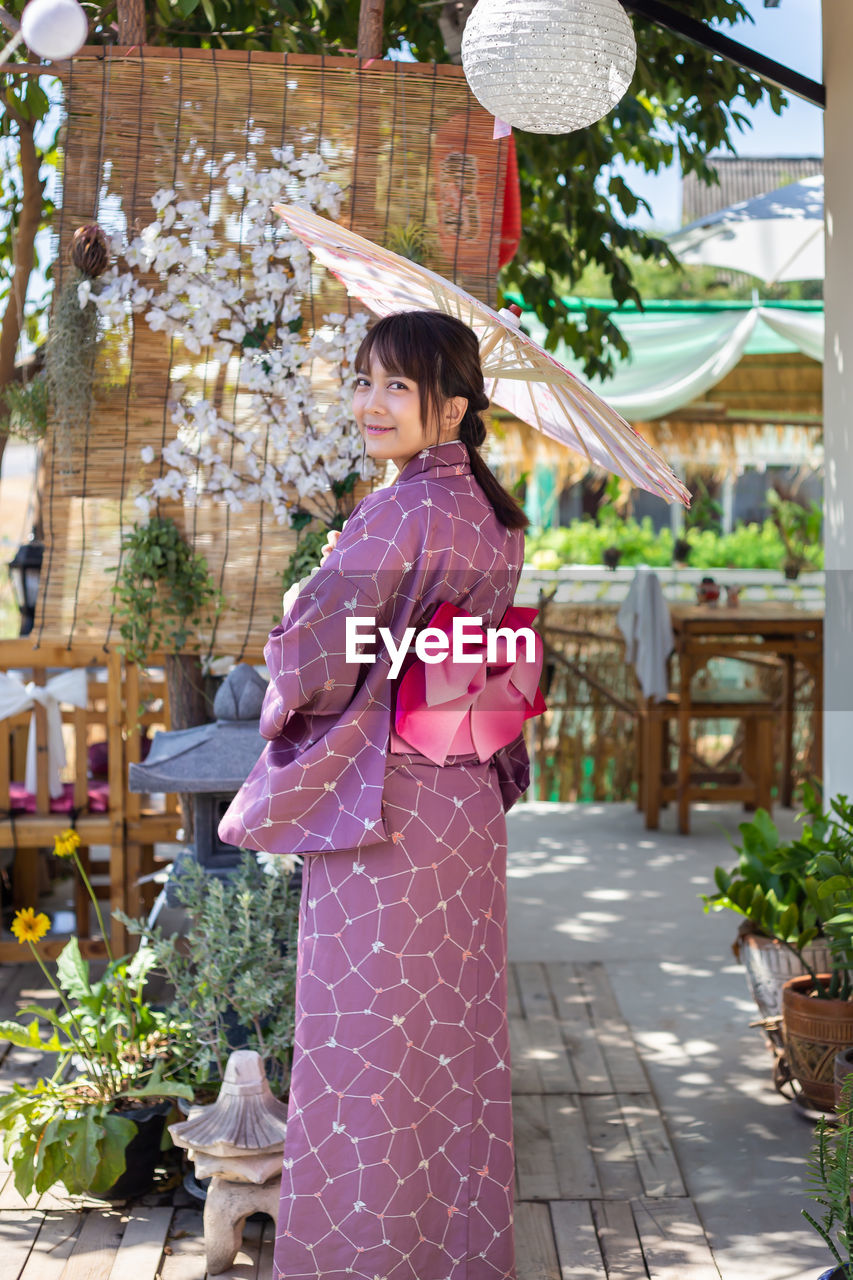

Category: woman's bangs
[356, 317, 427, 384]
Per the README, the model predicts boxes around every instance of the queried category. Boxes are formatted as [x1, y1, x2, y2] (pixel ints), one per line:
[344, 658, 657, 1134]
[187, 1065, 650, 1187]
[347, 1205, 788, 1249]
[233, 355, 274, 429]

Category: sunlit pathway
[506, 800, 825, 1280]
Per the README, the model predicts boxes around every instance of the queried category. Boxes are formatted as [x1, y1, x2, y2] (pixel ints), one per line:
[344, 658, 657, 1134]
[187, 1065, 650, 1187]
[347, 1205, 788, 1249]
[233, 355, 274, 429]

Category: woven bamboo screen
[37, 48, 510, 657]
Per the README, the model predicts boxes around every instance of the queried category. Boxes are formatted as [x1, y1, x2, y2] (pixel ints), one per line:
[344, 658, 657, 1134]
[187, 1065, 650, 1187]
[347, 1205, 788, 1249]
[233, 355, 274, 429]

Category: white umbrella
[668, 174, 824, 285]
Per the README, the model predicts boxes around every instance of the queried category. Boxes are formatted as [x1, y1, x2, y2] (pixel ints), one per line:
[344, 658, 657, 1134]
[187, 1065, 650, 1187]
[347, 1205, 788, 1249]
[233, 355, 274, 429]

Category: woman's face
[353, 354, 465, 473]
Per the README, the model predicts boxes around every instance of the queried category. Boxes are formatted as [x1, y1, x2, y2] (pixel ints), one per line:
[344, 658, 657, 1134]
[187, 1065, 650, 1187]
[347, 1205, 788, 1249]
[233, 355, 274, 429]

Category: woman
[219, 309, 539, 1280]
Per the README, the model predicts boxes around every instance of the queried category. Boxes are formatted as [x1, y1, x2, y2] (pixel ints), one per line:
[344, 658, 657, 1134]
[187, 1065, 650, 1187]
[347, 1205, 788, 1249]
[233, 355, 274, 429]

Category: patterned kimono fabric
[277, 751, 515, 1280]
[220, 440, 523, 1280]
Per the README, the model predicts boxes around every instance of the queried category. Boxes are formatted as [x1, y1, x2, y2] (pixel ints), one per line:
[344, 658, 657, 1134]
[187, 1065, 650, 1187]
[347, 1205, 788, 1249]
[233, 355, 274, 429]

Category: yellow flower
[11, 908, 51, 946]
[53, 828, 81, 859]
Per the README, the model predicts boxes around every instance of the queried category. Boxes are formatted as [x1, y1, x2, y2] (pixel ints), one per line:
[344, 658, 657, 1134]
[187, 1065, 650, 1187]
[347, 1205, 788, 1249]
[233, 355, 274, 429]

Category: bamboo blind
[38, 49, 510, 656]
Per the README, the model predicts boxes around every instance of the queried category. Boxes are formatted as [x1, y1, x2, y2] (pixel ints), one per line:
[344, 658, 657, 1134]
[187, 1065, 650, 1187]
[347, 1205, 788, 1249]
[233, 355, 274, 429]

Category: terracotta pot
[835, 1047, 853, 1112]
[782, 976, 853, 1112]
[738, 929, 835, 1020]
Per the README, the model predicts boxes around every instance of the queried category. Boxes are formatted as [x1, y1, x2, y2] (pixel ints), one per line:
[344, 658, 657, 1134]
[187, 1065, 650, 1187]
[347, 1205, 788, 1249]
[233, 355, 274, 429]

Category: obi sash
[389, 602, 547, 766]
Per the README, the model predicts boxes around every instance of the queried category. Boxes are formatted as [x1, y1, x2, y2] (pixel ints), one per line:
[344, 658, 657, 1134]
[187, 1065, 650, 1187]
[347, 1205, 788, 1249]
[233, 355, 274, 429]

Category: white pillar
[822, 1, 853, 801]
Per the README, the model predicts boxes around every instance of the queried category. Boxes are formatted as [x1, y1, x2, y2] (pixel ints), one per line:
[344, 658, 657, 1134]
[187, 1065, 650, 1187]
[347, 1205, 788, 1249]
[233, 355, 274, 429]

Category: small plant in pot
[111, 515, 224, 838]
[704, 790, 853, 1110]
[0, 830, 194, 1200]
[116, 849, 300, 1102]
[804, 1075, 853, 1279]
[767, 489, 822, 582]
[702, 795, 834, 1022]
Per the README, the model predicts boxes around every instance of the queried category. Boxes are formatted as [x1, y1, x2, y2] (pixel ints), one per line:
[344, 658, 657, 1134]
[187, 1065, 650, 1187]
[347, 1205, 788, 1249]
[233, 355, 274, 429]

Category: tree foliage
[126, 0, 787, 378]
[0, 0, 789, 473]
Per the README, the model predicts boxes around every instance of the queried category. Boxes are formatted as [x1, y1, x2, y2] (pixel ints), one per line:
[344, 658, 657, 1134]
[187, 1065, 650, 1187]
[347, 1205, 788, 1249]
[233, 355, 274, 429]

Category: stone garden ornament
[170, 1049, 288, 1274]
[461, 0, 637, 135]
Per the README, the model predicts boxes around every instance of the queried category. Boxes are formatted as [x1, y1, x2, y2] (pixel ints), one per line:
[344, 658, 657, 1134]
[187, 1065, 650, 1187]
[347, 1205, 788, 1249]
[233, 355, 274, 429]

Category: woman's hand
[319, 529, 341, 567]
[281, 530, 342, 617]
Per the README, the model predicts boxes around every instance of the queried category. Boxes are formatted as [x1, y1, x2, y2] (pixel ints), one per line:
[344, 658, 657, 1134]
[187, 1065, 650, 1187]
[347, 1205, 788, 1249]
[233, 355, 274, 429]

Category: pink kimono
[219, 438, 531, 1280]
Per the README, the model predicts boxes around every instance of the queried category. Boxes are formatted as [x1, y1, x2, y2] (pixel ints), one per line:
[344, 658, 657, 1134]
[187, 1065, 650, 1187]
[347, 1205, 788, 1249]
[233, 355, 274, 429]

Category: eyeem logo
[345, 615, 537, 680]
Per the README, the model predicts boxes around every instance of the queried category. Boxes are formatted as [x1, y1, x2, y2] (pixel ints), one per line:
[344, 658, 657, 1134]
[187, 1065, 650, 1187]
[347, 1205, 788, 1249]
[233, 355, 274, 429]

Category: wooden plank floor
[1, 961, 720, 1280]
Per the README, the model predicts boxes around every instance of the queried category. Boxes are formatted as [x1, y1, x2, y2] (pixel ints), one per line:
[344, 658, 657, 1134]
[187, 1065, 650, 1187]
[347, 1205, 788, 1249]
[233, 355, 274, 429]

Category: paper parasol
[275, 204, 690, 507]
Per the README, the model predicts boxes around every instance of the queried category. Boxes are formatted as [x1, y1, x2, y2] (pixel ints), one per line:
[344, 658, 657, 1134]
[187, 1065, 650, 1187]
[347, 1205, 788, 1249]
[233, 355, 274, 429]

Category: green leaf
[713, 866, 731, 895]
[56, 938, 92, 1002]
[33, 1118, 66, 1195]
[0, 1090, 40, 1129]
[66, 1111, 103, 1190]
[121, 1079, 193, 1101]
[86, 1112, 137, 1195]
[11, 1145, 37, 1201]
[0, 1019, 63, 1052]
[778, 904, 799, 940]
[818, 875, 853, 899]
[35, 1135, 67, 1196]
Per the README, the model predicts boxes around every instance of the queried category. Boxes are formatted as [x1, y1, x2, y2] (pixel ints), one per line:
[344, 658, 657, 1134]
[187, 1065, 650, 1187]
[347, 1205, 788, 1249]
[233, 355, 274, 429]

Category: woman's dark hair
[355, 310, 529, 530]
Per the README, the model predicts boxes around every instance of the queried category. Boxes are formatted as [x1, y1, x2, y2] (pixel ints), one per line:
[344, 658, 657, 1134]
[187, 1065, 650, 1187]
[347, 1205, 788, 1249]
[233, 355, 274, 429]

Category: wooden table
[669, 602, 823, 831]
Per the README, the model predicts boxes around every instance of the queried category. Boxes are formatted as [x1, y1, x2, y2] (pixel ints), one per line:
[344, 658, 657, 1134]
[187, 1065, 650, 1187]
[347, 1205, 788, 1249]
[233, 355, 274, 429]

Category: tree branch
[0, 101, 47, 468]
[0, 6, 20, 36]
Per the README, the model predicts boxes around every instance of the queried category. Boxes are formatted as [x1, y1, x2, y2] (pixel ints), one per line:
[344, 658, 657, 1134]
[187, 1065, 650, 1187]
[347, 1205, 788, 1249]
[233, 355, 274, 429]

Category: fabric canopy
[512, 301, 823, 421]
[667, 175, 824, 285]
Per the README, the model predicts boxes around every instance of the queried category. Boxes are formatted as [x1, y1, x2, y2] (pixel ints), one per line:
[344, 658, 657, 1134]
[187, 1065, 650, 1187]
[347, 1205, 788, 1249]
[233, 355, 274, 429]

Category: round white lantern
[20, 0, 88, 61]
[461, 0, 637, 135]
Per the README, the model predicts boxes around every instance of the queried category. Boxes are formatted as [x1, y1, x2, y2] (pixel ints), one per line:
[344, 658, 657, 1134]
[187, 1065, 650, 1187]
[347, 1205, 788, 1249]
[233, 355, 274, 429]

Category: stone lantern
[128, 663, 272, 895]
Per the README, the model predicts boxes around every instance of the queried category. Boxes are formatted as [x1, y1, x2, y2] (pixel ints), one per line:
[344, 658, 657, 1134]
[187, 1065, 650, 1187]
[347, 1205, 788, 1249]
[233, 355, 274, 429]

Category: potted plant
[113, 514, 223, 726]
[0, 829, 194, 1200]
[803, 1074, 853, 1278]
[116, 849, 300, 1102]
[767, 489, 822, 580]
[685, 477, 723, 537]
[702, 795, 834, 1021]
[672, 535, 691, 566]
[703, 790, 853, 1110]
[780, 804, 853, 1110]
[112, 514, 224, 837]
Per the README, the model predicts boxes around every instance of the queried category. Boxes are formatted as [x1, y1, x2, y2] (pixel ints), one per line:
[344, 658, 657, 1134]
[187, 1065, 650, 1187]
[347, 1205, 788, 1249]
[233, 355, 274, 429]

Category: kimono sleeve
[259, 496, 408, 739]
[490, 730, 531, 812]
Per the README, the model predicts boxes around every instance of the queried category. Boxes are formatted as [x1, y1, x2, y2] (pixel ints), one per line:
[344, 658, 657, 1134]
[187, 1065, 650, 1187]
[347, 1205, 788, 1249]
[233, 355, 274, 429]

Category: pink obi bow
[390, 602, 547, 765]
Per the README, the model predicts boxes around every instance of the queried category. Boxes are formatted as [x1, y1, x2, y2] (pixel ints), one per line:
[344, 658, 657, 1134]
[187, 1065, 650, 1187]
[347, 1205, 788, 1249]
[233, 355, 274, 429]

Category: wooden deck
[1, 960, 720, 1280]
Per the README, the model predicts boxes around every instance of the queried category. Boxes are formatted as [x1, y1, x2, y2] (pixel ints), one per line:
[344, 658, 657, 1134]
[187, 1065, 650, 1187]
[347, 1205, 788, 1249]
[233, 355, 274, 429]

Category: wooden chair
[0, 639, 125, 961]
[637, 685, 776, 833]
[123, 661, 182, 920]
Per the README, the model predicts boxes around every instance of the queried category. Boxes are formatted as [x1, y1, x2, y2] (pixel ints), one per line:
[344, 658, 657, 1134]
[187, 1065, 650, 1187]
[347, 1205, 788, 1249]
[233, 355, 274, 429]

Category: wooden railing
[528, 594, 821, 805]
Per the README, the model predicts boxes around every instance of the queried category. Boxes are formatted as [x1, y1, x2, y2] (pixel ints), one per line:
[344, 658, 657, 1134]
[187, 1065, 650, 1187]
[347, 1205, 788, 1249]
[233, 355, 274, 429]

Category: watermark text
[345, 615, 537, 679]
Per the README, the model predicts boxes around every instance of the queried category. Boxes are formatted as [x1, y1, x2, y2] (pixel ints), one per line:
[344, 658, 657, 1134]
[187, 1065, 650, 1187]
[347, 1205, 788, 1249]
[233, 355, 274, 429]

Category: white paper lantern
[20, 0, 88, 61]
[461, 0, 637, 135]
